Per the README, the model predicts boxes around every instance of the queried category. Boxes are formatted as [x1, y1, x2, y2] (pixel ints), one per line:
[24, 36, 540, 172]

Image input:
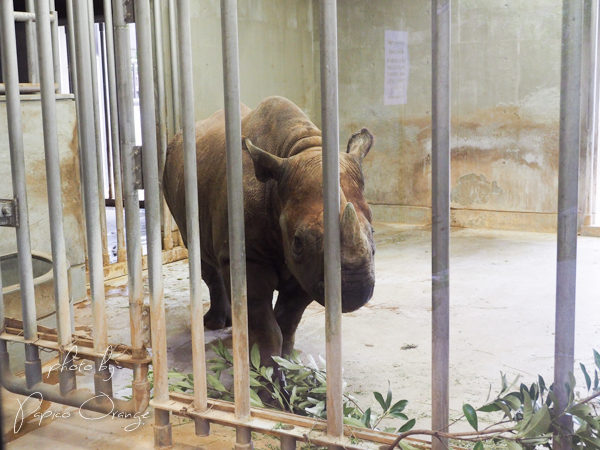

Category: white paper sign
[384, 30, 409, 105]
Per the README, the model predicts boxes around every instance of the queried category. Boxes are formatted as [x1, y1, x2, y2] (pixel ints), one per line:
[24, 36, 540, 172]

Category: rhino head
[245, 129, 375, 312]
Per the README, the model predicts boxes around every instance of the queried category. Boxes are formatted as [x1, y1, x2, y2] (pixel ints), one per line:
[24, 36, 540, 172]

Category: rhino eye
[292, 235, 303, 255]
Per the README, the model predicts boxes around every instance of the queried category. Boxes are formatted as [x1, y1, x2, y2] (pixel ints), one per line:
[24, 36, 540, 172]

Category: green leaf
[568, 403, 593, 419]
[506, 441, 523, 450]
[374, 392, 387, 411]
[474, 442, 484, 450]
[272, 357, 304, 371]
[478, 402, 501, 413]
[463, 404, 478, 431]
[206, 373, 227, 392]
[538, 375, 546, 394]
[249, 389, 264, 408]
[594, 349, 600, 371]
[398, 440, 419, 450]
[502, 394, 521, 410]
[390, 399, 408, 414]
[363, 407, 372, 428]
[517, 405, 551, 438]
[397, 418, 416, 433]
[385, 382, 392, 410]
[343, 416, 366, 428]
[251, 344, 261, 370]
[519, 390, 534, 432]
[580, 363, 592, 391]
[388, 411, 408, 420]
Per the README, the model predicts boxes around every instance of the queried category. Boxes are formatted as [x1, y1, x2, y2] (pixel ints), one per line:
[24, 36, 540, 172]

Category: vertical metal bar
[220, 0, 251, 429]
[71, 0, 108, 354]
[431, 1, 451, 449]
[103, 0, 127, 263]
[25, 0, 39, 83]
[152, 0, 173, 251]
[0, 0, 38, 342]
[100, 24, 114, 201]
[168, 0, 181, 135]
[113, 0, 145, 360]
[49, 0, 61, 92]
[87, 0, 111, 267]
[177, 0, 209, 418]
[319, 0, 343, 440]
[134, 0, 168, 402]
[33, 0, 72, 348]
[555, 1, 583, 449]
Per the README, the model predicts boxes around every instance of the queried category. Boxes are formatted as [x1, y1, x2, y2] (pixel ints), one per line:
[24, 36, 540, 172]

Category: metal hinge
[123, 0, 135, 23]
[133, 145, 144, 190]
[142, 305, 151, 348]
[0, 198, 18, 228]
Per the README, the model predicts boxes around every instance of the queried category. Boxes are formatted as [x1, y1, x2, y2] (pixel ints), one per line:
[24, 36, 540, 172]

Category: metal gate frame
[0, 1, 585, 450]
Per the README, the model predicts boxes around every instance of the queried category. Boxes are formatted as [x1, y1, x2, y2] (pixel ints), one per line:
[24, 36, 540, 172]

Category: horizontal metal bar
[0, 83, 59, 94]
[152, 394, 433, 450]
[12, 11, 56, 22]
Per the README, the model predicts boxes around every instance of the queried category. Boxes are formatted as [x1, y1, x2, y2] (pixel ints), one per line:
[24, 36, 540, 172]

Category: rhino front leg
[202, 262, 232, 330]
[221, 261, 282, 367]
[274, 287, 313, 357]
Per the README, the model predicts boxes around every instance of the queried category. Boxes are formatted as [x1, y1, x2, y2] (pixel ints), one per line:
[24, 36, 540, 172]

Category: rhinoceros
[163, 96, 375, 365]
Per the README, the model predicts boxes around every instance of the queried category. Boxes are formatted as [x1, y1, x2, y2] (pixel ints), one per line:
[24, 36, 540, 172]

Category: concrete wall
[0, 96, 87, 304]
[336, 0, 563, 231]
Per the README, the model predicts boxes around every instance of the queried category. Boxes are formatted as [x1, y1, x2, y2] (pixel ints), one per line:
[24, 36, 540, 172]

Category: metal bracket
[0, 198, 18, 228]
[133, 145, 144, 190]
[123, 0, 135, 23]
[142, 304, 152, 348]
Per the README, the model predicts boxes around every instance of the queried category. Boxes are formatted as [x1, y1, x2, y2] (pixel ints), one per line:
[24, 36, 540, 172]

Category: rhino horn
[341, 202, 363, 246]
[245, 138, 287, 182]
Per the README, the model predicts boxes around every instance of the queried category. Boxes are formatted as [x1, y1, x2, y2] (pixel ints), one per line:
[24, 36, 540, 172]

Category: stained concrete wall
[336, 0, 563, 231]
[0, 96, 87, 304]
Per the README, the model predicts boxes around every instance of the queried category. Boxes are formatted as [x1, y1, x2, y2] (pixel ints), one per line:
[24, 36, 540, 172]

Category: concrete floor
[3, 223, 599, 448]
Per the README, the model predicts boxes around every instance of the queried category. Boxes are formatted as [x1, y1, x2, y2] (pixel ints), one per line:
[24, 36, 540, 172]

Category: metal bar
[431, 1, 451, 450]
[49, 0, 61, 92]
[554, 1, 584, 449]
[168, 0, 181, 135]
[152, 0, 174, 251]
[103, 0, 126, 263]
[319, 0, 343, 440]
[113, 0, 145, 361]
[33, 0, 73, 350]
[0, 0, 38, 342]
[72, 0, 108, 353]
[100, 24, 114, 201]
[87, 0, 111, 267]
[177, 0, 209, 415]
[220, 0, 250, 425]
[0, 83, 58, 94]
[12, 11, 57, 23]
[134, 0, 168, 403]
[25, 0, 39, 83]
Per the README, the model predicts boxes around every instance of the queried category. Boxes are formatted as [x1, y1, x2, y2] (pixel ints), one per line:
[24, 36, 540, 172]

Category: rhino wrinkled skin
[163, 96, 376, 365]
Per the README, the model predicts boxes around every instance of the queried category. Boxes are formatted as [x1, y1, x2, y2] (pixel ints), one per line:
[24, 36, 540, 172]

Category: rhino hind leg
[202, 263, 232, 330]
[274, 287, 313, 356]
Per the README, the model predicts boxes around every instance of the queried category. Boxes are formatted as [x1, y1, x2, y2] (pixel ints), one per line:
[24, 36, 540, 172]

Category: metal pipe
[168, 0, 181, 135]
[431, 1, 451, 450]
[113, 0, 145, 361]
[220, 0, 250, 424]
[33, 0, 73, 351]
[152, 0, 173, 251]
[72, 0, 108, 353]
[133, 0, 168, 404]
[12, 11, 56, 22]
[25, 0, 39, 83]
[319, 0, 343, 439]
[100, 24, 114, 201]
[0, 0, 38, 342]
[177, 0, 209, 415]
[103, 0, 126, 263]
[87, 0, 111, 267]
[49, 0, 61, 92]
[554, 1, 583, 449]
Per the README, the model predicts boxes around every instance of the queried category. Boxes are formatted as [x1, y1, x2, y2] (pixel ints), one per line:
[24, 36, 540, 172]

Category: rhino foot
[204, 310, 232, 330]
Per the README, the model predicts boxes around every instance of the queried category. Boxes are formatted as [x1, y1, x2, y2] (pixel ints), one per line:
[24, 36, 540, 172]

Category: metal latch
[0, 198, 18, 228]
[133, 145, 144, 190]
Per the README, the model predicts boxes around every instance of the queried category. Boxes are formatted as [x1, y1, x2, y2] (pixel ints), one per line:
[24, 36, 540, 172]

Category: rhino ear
[346, 128, 374, 162]
[245, 138, 287, 182]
